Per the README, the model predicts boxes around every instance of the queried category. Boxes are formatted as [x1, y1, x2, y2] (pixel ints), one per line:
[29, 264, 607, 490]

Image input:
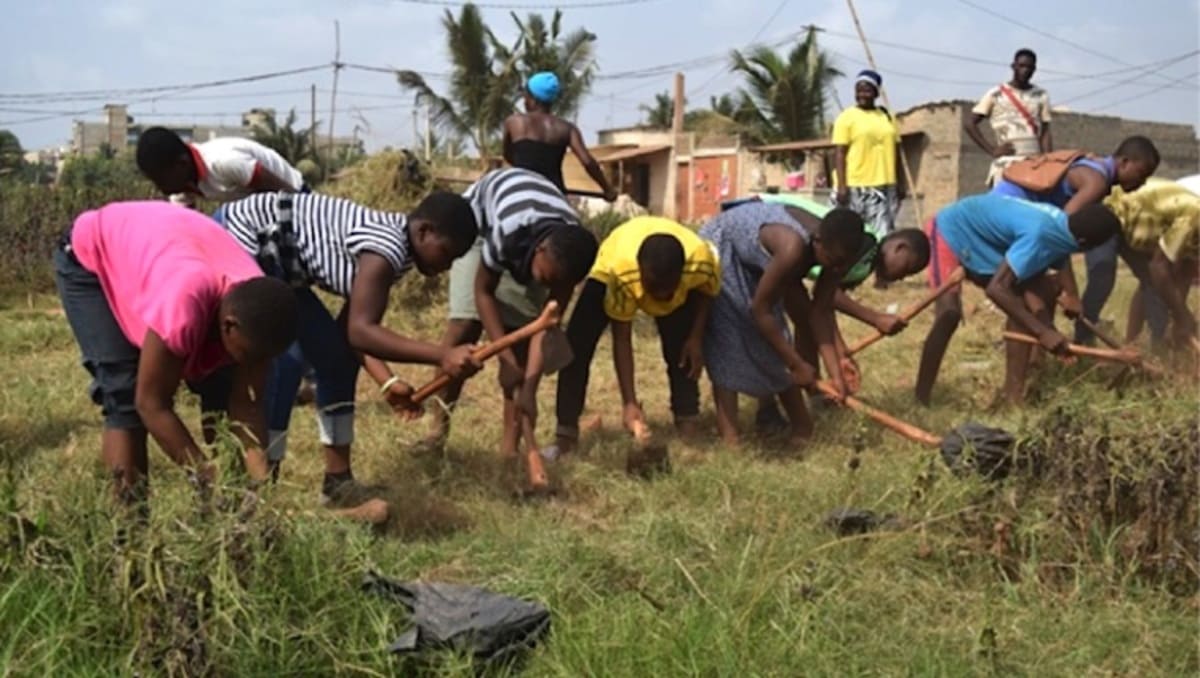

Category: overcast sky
[2, 0, 1197, 153]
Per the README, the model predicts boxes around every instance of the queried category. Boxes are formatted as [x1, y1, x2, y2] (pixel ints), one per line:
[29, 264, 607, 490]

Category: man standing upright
[965, 48, 1053, 187]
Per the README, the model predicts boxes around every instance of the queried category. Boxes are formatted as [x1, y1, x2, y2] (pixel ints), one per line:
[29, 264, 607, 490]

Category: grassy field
[0, 266, 1196, 677]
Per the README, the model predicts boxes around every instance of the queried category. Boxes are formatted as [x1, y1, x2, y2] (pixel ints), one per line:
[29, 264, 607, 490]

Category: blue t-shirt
[991, 156, 1116, 208]
[936, 194, 1077, 281]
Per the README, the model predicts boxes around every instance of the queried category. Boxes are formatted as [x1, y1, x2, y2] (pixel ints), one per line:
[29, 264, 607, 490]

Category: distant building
[70, 103, 361, 157]
[894, 100, 1198, 228]
[739, 101, 1199, 229]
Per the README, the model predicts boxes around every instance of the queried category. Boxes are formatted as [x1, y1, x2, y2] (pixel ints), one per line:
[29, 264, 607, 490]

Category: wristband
[379, 375, 402, 395]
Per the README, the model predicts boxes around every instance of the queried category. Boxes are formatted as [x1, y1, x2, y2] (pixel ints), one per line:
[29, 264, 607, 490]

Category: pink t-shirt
[70, 201, 263, 381]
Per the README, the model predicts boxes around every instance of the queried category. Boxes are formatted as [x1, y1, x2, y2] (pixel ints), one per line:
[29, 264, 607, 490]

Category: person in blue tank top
[991, 136, 1160, 344]
[914, 194, 1121, 406]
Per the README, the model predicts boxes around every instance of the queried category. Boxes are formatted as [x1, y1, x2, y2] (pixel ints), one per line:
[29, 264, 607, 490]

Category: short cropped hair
[411, 190, 478, 252]
[637, 233, 686, 283]
[135, 127, 189, 178]
[881, 228, 931, 270]
[224, 277, 299, 356]
[1113, 135, 1161, 168]
[1068, 204, 1121, 248]
[818, 208, 866, 261]
[543, 225, 599, 285]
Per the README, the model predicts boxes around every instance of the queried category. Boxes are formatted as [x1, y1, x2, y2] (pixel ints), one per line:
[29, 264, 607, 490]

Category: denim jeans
[56, 246, 234, 429]
[265, 288, 359, 461]
[1076, 236, 1168, 344]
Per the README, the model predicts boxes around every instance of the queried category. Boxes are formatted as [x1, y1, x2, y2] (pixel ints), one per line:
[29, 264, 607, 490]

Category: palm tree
[250, 109, 317, 166]
[397, 4, 519, 160]
[728, 27, 842, 145]
[639, 91, 675, 128]
[511, 9, 596, 120]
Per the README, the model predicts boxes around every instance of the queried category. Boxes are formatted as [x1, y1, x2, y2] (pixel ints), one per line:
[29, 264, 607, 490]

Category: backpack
[1001, 149, 1089, 194]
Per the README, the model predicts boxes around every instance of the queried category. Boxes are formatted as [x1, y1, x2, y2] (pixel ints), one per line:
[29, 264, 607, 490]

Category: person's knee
[94, 360, 142, 429]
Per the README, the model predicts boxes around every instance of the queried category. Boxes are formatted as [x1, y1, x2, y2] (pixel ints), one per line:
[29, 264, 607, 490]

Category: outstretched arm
[569, 125, 616, 200]
[134, 331, 209, 471]
[346, 253, 478, 378]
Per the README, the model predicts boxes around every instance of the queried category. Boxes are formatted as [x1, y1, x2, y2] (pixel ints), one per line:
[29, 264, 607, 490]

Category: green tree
[0, 130, 24, 177]
[397, 3, 597, 159]
[250, 109, 317, 167]
[639, 91, 675, 129]
[728, 27, 841, 145]
[511, 9, 596, 120]
[397, 4, 519, 160]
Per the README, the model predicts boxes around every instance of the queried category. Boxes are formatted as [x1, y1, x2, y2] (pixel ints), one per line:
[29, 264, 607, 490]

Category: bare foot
[243, 449, 270, 482]
[330, 498, 389, 525]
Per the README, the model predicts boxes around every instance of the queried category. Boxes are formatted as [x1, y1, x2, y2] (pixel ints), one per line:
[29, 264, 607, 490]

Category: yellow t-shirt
[1105, 178, 1200, 263]
[589, 217, 721, 321]
[831, 106, 900, 188]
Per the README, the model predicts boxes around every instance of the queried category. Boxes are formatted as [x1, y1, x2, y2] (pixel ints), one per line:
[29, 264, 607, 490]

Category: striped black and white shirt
[464, 168, 580, 284]
[218, 192, 413, 297]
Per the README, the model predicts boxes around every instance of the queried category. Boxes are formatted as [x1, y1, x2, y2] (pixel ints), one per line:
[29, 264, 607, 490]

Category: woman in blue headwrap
[502, 71, 616, 201]
[831, 69, 906, 287]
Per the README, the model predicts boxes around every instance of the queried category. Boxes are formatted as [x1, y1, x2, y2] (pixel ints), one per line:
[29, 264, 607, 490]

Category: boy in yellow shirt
[552, 216, 720, 456]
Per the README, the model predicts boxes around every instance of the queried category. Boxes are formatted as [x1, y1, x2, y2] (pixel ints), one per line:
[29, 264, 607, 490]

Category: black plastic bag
[362, 572, 551, 666]
[823, 507, 900, 536]
[939, 422, 1016, 480]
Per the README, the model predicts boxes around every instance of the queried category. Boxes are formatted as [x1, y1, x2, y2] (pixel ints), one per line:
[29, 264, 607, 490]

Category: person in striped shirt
[420, 168, 598, 487]
[215, 190, 482, 506]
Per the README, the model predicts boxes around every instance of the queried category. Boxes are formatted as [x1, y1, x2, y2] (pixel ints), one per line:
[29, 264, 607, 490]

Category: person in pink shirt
[54, 201, 298, 504]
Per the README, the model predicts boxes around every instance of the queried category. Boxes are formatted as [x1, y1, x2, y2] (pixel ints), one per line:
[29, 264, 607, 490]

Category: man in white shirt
[135, 127, 305, 205]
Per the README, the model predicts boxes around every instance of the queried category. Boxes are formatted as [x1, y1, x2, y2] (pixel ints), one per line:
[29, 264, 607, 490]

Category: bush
[0, 153, 155, 296]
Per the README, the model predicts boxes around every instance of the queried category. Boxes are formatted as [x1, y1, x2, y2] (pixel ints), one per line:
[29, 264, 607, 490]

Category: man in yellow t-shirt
[1103, 177, 1200, 346]
[831, 69, 905, 243]
[552, 216, 721, 456]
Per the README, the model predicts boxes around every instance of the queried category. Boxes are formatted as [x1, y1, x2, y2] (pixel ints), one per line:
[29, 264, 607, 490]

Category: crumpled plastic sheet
[939, 422, 1016, 480]
[362, 572, 551, 666]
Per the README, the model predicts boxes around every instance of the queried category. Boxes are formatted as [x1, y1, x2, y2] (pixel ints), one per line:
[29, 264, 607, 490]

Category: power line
[817, 28, 1199, 90]
[1091, 71, 1200, 113]
[0, 64, 329, 102]
[687, 0, 790, 99]
[385, 0, 660, 8]
[1059, 50, 1199, 106]
[955, 0, 1179, 87]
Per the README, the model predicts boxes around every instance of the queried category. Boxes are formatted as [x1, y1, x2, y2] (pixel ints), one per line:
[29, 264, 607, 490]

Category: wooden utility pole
[666, 72, 685, 219]
[844, 0, 924, 226]
[326, 19, 342, 180]
[309, 84, 318, 153]
[671, 72, 685, 135]
[423, 105, 432, 161]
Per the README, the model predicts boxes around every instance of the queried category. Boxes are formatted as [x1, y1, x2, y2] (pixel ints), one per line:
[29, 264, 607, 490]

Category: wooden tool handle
[1001, 330, 1140, 363]
[1075, 315, 1125, 352]
[411, 301, 562, 404]
[814, 382, 942, 447]
[848, 267, 965, 356]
